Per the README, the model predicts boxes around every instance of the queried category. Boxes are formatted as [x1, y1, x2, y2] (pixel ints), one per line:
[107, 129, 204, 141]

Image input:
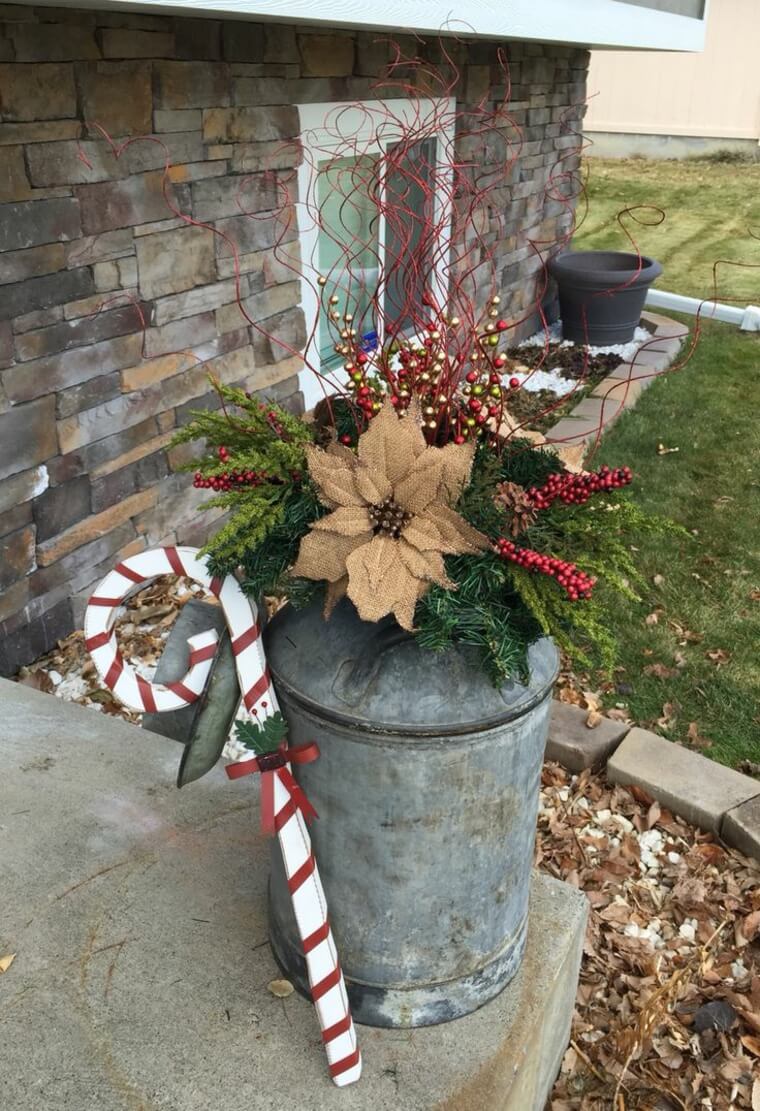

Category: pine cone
[493, 481, 538, 537]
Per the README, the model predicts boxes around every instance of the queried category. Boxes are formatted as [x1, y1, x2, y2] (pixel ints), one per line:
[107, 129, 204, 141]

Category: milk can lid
[264, 598, 559, 736]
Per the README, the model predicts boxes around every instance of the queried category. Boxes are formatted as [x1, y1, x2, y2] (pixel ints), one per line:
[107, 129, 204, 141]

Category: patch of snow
[519, 323, 652, 363]
[55, 673, 91, 701]
[31, 465, 50, 500]
[507, 367, 577, 397]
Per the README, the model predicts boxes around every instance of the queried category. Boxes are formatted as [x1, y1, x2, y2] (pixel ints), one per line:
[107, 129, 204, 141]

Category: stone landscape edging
[543, 309, 686, 449]
[540, 311, 760, 863]
[546, 701, 760, 863]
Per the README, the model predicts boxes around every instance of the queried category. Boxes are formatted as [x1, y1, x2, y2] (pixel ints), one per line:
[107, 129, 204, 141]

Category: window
[296, 99, 455, 410]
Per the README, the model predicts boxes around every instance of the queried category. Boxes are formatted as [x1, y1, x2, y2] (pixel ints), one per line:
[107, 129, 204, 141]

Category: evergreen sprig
[171, 379, 317, 570]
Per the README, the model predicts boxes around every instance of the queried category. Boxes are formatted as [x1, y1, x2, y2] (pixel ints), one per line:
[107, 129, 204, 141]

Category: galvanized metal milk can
[265, 597, 559, 1028]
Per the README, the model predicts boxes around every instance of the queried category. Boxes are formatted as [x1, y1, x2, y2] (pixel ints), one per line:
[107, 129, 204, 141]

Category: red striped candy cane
[85, 546, 361, 1088]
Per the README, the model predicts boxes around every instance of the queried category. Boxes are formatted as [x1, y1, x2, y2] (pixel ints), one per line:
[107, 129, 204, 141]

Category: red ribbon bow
[225, 740, 320, 835]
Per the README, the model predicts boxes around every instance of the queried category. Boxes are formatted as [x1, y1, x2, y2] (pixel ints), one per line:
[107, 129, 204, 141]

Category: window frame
[295, 97, 456, 410]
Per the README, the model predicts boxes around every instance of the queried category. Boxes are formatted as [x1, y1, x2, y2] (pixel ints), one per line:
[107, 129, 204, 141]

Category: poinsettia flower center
[368, 496, 411, 539]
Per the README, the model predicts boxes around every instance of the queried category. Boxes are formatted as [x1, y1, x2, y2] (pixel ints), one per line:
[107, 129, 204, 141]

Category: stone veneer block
[546, 701, 630, 773]
[0, 524, 36, 589]
[0, 197, 81, 252]
[35, 487, 157, 565]
[608, 728, 760, 834]
[78, 61, 154, 137]
[722, 795, 760, 861]
[298, 32, 355, 77]
[99, 29, 175, 59]
[2, 677, 587, 1111]
[201, 105, 299, 143]
[3, 333, 142, 402]
[0, 396, 57, 481]
[0, 64, 77, 120]
[10, 24, 99, 62]
[136, 225, 216, 299]
[155, 60, 231, 109]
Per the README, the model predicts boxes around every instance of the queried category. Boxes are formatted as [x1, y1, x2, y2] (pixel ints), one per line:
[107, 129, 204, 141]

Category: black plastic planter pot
[549, 250, 663, 345]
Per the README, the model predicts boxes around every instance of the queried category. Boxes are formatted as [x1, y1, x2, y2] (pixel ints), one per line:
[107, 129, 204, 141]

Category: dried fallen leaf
[656, 443, 679, 455]
[668, 620, 703, 644]
[753, 1077, 760, 1111]
[606, 707, 632, 723]
[656, 701, 678, 730]
[652, 574, 665, 587]
[705, 648, 731, 668]
[644, 663, 679, 680]
[740, 910, 760, 943]
[645, 611, 660, 626]
[15, 668, 54, 693]
[686, 721, 712, 750]
[0, 953, 16, 974]
[740, 1034, 760, 1058]
[267, 978, 294, 999]
[586, 709, 603, 729]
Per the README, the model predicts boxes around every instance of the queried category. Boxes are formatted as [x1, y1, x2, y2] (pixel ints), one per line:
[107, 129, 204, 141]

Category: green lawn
[588, 320, 760, 768]
[576, 157, 760, 303]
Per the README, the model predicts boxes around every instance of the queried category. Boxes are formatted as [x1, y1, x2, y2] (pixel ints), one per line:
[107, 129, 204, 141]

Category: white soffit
[28, 0, 708, 51]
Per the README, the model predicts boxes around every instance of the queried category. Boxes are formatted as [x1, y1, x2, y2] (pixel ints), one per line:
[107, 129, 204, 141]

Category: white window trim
[295, 97, 455, 411]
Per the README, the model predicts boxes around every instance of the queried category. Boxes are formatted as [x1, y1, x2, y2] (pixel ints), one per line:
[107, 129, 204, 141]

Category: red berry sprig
[194, 467, 265, 492]
[528, 465, 632, 510]
[495, 538, 596, 601]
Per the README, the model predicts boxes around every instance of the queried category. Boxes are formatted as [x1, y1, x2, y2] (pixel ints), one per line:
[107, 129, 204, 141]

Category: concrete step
[0, 678, 586, 1110]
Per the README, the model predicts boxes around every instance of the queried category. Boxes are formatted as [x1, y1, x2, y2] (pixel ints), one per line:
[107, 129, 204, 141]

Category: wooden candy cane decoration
[85, 546, 361, 1088]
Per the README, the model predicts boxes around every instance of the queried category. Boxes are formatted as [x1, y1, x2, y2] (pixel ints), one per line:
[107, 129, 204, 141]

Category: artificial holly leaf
[234, 711, 288, 755]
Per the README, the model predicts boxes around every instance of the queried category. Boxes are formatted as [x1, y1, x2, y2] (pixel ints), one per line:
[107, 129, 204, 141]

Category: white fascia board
[26, 0, 708, 52]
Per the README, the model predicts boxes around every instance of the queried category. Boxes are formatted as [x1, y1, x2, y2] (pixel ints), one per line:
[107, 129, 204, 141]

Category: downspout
[646, 288, 760, 332]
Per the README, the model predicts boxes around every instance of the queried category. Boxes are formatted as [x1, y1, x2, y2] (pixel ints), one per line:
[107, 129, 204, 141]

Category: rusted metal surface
[265, 598, 559, 1028]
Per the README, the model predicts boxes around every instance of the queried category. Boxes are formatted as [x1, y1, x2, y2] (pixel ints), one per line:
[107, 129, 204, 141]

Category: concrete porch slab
[0, 678, 587, 1111]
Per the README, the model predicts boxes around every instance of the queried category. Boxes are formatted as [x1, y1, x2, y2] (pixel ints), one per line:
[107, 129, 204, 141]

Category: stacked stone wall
[0, 3, 587, 673]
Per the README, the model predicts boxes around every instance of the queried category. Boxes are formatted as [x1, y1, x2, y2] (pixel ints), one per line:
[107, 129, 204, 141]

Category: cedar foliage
[171, 380, 317, 569]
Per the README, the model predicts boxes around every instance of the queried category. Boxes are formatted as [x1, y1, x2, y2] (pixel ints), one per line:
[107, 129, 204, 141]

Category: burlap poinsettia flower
[292, 401, 488, 630]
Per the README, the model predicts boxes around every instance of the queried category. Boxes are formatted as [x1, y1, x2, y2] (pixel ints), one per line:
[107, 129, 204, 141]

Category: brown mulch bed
[13, 577, 760, 1109]
[540, 764, 760, 1110]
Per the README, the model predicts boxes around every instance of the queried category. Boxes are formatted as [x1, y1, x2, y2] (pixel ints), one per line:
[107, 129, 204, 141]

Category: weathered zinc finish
[266, 599, 558, 1028]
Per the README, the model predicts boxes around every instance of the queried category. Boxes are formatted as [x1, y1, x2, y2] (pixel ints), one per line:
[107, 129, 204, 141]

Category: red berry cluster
[495, 538, 596, 601]
[193, 469, 265, 492]
[528, 465, 633, 510]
